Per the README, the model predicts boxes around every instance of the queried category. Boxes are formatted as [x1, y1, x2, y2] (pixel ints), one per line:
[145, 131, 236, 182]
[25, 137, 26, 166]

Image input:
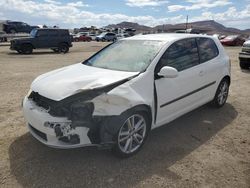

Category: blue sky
[0, 0, 250, 29]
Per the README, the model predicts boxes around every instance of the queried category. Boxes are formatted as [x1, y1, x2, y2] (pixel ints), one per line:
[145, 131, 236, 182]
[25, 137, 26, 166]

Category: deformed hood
[31, 63, 138, 101]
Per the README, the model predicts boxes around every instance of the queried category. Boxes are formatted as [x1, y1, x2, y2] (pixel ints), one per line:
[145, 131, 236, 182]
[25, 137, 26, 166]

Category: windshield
[98, 32, 106, 37]
[30, 29, 37, 37]
[84, 40, 165, 72]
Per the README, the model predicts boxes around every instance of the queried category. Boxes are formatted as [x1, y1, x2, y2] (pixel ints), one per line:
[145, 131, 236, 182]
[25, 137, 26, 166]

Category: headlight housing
[70, 102, 94, 121]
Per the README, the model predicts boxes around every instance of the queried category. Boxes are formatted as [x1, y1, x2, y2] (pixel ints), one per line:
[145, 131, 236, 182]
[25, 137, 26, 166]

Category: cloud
[168, 0, 232, 12]
[190, 5, 250, 29]
[0, 0, 182, 27]
[0, 0, 249, 30]
[126, 0, 169, 7]
[44, 0, 61, 5]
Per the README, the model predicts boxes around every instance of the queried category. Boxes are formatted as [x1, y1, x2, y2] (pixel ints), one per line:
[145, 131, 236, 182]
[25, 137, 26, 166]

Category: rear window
[197, 38, 219, 63]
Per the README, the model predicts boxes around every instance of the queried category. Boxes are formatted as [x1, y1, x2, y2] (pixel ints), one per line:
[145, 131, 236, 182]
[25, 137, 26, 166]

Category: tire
[59, 43, 69, 53]
[52, 48, 59, 53]
[21, 44, 33, 54]
[112, 111, 150, 158]
[240, 61, 249, 69]
[212, 79, 229, 108]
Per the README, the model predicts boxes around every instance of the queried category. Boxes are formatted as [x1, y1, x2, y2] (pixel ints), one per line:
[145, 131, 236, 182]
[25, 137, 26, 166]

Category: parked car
[0, 31, 7, 42]
[22, 34, 230, 157]
[116, 33, 130, 40]
[3, 21, 39, 34]
[239, 40, 250, 69]
[10, 28, 72, 54]
[95, 32, 117, 42]
[220, 35, 245, 46]
[73, 34, 91, 42]
[89, 33, 96, 40]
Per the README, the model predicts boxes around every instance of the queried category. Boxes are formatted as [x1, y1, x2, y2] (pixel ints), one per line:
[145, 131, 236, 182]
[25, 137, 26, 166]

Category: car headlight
[70, 102, 94, 121]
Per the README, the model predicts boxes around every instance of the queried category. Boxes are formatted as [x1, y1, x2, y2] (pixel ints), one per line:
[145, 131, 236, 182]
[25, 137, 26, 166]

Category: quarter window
[37, 30, 48, 37]
[197, 38, 219, 63]
[157, 38, 199, 72]
[49, 30, 58, 37]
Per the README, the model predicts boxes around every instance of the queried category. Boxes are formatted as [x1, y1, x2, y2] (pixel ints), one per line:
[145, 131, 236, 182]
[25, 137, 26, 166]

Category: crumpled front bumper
[22, 97, 95, 149]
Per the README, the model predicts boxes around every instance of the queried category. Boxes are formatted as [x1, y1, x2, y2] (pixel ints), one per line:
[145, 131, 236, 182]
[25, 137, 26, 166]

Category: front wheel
[212, 79, 229, 108]
[21, 44, 33, 54]
[113, 111, 150, 157]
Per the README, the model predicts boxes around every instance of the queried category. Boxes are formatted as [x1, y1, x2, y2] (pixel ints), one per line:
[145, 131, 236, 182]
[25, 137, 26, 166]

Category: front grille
[28, 91, 67, 117]
[29, 124, 47, 141]
[28, 91, 52, 110]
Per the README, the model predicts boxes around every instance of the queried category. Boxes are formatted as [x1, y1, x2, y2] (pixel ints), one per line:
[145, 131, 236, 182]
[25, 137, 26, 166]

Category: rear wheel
[113, 111, 150, 158]
[59, 43, 69, 53]
[240, 61, 249, 69]
[212, 79, 229, 108]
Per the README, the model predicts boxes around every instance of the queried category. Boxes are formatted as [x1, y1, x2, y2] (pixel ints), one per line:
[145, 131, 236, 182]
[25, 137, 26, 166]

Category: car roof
[123, 33, 214, 43]
[36, 28, 68, 31]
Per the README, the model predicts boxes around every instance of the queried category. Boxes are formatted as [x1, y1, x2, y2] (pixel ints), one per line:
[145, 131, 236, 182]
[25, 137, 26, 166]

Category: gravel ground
[0, 42, 249, 188]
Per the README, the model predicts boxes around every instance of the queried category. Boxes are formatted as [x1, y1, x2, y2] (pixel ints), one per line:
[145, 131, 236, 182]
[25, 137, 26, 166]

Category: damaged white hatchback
[23, 34, 230, 157]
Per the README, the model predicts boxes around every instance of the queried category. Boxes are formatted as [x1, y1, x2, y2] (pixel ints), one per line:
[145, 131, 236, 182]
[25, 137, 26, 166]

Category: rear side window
[49, 30, 58, 37]
[60, 30, 69, 37]
[157, 38, 199, 72]
[197, 38, 219, 63]
[37, 30, 48, 37]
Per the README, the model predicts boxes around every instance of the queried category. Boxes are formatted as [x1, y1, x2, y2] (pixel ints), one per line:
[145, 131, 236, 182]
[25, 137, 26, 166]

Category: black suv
[3, 21, 39, 34]
[10, 28, 73, 54]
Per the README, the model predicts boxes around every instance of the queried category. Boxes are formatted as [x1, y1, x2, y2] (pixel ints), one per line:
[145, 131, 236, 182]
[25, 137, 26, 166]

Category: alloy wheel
[118, 114, 147, 154]
[217, 81, 229, 105]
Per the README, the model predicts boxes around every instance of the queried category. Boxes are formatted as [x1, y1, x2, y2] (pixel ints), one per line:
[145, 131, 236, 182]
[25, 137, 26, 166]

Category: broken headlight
[70, 102, 94, 121]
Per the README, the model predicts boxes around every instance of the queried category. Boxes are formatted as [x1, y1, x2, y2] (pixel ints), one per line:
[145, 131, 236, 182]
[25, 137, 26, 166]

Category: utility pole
[185, 15, 188, 32]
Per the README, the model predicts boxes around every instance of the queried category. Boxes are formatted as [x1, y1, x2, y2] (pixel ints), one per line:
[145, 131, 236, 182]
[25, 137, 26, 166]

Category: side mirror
[158, 66, 178, 78]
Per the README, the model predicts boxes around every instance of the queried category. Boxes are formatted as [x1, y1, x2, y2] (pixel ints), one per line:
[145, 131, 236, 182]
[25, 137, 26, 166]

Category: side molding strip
[160, 81, 216, 108]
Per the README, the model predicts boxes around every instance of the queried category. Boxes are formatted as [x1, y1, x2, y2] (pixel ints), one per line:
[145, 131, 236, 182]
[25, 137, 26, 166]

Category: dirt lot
[0, 42, 249, 188]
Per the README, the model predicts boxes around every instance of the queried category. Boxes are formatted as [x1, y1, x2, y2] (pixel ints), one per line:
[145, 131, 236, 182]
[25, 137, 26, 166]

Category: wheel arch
[22, 43, 34, 49]
[125, 104, 153, 129]
[98, 104, 152, 145]
[222, 75, 231, 86]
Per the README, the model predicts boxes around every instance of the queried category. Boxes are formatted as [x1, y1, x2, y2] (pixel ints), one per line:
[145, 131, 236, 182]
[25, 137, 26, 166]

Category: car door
[196, 37, 221, 100]
[48, 30, 58, 47]
[154, 38, 213, 127]
[33, 30, 49, 48]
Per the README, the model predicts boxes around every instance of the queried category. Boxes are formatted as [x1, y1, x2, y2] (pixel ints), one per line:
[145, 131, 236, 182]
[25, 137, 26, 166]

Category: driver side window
[156, 38, 199, 73]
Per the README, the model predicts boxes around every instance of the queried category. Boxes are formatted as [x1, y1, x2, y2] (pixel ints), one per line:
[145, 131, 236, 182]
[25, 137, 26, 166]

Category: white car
[22, 34, 230, 157]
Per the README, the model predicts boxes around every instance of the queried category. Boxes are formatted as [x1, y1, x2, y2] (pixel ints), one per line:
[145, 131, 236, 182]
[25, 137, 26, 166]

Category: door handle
[199, 70, 205, 76]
